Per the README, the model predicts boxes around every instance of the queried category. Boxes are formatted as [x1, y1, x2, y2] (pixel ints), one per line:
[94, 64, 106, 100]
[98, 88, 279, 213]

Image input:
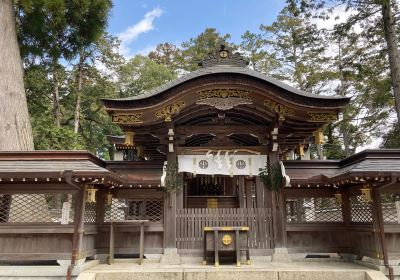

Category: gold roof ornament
[111, 113, 143, 124]
[155, 101, 185, 122]
[264, 98, 295, 120]
[307, 112, 338, 122]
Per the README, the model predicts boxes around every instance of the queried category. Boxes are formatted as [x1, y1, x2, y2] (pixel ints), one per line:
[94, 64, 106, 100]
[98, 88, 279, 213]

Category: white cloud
[118, 7, 163, 57]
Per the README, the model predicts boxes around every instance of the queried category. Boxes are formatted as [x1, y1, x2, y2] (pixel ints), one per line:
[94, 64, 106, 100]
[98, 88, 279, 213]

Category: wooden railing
[176, 208, 273, 250]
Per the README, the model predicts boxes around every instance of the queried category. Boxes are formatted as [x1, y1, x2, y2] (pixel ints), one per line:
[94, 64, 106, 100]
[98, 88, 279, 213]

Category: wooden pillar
[342, 191, 351, 225]
[371, 189, 384, 259]
[76, 188, 86, 260]
[96, 189, 106, 225]
[164, 123, 177, 249]
[176, 187, 184, 209]
[164, 173, 177, 248]
[238, 177, 245, 208]
[245, 179, 253, 208]
[270, 151, 287, 248]
[255, 177, 264, 208]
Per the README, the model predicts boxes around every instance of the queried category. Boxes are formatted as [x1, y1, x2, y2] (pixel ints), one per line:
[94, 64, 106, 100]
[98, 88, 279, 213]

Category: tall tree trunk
[73, 52, 84, 134]
[337, 38, 351, 157]
[0, 0, 34, 150]
[52, 61, 61, 128]
[382, 0, 400, 124]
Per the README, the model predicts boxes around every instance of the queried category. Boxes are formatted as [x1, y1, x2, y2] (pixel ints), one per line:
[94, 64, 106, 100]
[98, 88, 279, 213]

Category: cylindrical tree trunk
[52, 62, 61, 128]
[382, 0, 400, 124]
[0, 0, 34, 150]
[73, 52, 84, 133]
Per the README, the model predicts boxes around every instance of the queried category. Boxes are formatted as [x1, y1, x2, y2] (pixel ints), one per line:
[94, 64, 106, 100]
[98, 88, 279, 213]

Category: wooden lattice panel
[286, 197, 343, 223]
[350, 195, 372, 223]
[381, 194, 400, 224]
[0, 193, 75, 223]
[84, 201, 97, 223]
[104, 198, 163, 223]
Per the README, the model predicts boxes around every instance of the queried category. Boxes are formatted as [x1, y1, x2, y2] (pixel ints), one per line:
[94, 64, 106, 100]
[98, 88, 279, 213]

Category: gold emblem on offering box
[264, 98, 295, 120]
[111, 113, 143, 124]
[155, 101, 186, 122]
[307, 112, 338, 122]
[222, 234, 232, 246]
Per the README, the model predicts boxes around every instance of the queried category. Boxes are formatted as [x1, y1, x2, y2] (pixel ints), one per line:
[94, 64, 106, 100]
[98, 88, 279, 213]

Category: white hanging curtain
[177, 154, 267, 176]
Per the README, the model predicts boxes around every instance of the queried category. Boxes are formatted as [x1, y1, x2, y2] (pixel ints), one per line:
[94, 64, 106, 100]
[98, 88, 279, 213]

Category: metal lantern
[298, 144, 305, 157]
[106, 192, 113, 206]
[124, 132, 135, 146]
[85, 187, 98, 203]
[361, 187, 372, 203]
[334, 193, 343, 205]
[314, 130, 324, 145]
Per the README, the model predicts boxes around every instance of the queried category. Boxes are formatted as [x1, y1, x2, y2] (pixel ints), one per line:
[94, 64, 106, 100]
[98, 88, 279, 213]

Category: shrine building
[1, 45, 400, 279]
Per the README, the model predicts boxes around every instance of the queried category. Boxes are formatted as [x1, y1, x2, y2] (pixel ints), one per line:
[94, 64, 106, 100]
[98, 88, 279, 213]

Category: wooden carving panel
[155, 101, 186, 122]
[112, 113, 143, 124]
[307, 112, 338, 122]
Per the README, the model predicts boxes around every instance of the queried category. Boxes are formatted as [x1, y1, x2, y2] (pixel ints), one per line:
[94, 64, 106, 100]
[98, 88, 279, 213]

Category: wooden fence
[176, 208, 273, 250]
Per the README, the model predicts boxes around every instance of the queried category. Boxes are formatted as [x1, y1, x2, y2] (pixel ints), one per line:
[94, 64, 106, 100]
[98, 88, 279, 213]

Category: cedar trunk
[73, 52, 84, 134]
[382, 0, 400, 124]
[0, 0, 34, 151]
[52, 62, 61, 128]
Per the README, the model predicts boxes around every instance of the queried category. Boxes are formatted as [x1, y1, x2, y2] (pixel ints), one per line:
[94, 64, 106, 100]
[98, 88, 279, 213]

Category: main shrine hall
[0, 45, 400, 279]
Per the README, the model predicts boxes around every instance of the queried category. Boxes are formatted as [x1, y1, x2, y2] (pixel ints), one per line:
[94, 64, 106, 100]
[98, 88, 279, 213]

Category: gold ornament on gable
[196, 88, 252, 110]
[111, 113, 143, 124]
[264, 99, 295, 120]
[155, 101, 186, 122]
[307, 112, 338, 122]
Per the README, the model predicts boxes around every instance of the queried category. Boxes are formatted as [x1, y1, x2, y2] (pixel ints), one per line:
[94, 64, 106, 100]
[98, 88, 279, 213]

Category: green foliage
[163, 162, 184, 193]
[381, 124, 400, 148]
[117, 55, 177, 98]
[33, 117, 85, 150]
[148, 43, 182, 72]
[259, 163, 283, 192]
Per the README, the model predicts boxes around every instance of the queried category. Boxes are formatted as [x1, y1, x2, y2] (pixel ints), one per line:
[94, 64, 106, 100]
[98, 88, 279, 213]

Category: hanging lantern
[124, 132, 135, 146]
[136, 145, 144, 158]
[361, 187, 372, 203]
[313, 130, 324, 145]
[106, 192, 113, 206]
[334, 193, 343, 205]
[85, 187, 98, 203]
[298, 144, 305, 157]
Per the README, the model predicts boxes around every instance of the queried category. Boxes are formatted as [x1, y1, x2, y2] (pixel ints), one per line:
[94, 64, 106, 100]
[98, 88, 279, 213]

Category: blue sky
[107, 0, 286, 57]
